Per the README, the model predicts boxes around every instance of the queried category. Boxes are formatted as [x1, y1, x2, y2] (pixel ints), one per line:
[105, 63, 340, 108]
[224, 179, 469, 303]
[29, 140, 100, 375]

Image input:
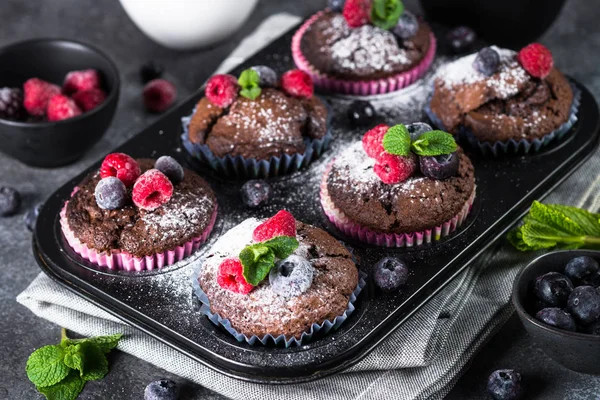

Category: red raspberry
[343, 0, 371, 28]
[23, 78, 61, 116]
[72, 88, 107, 112]
[132, 169, 174, 211]
[373, 153, 416, 184]
[143, 79, 176, 113]
[100, 153, 141, 187]
[518, 43, 554, 79]
[63, 69, 101, 95]
[46, 94, 82, 121]
[205, 74, 239, 108]
[217, 258, 253, 294]
[280, 69, 314, 98]
[362, 124, 389, 158]
[252, 210, 297, 242]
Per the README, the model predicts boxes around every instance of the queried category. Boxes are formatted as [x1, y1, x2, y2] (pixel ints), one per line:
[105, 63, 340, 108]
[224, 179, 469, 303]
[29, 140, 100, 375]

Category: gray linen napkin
[16, 13, 600, 400]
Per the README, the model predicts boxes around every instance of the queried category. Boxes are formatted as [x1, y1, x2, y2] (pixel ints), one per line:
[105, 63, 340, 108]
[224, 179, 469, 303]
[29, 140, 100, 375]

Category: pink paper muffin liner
[60, 200, 218, 271]
[319, 163, 476, 247]
[291, 10, 437, 95]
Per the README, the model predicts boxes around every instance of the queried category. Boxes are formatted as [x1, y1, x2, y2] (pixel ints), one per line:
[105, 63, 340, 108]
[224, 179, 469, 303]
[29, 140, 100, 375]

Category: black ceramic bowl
[513, 250, 600, 375]
[420, 0, 566, 48]
[0, 38, 120, 168]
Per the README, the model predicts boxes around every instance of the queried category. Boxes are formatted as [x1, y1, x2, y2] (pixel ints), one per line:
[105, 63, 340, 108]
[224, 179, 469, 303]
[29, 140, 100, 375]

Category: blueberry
[486, 369, 524, 400]
[347, 100, 376, 127]
[392, 11, 419, 40]
[374, 257, 408, 293]
[250, 65, 278, 88]
[533, 272, 573, 307]
[0, 87, 25, 121]
[406, 122, 432, 141]
[144, 380, 179, 400]
[535, 307, 576, 332]
[565, 256, 600, 287]
[155, 156, 184, 184]
[419, 152, 459, 180]
[140, 61, 164, 84]
[240, 180, 272, 208]
[568, 286, 600, 325]
[327, 0, 345, 12]
[24, 203, 42, 232]
[447, 26, 476, 54]
[473, 46, 500, 76]
[94, 177, 128, 210]
[0, 186, 21, 216]
[269, 255, 314, 298]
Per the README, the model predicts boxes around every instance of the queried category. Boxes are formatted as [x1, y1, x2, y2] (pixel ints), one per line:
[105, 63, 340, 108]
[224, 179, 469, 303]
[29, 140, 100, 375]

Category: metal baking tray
[32, 23, 600, 384]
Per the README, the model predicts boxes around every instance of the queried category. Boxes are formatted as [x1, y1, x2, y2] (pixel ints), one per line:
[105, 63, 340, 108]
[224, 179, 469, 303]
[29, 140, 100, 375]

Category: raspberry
[205, 74, 239, 108]
[143, 79, 176, 113]
[46, 94, 82, 121]
[518, 43, 554, 79]
[100, 153, 141, 187]
[72, 88, 107, 112]
[63, 69, 101, 95]
[373, 153, 416, 184]
[217, 258, 254, 294]
[132, 169, 174, 211]
[343, 0, 371, 28]
[0, 88, 25, 121]
[23, 78, 61, 116]
[362, 124, 389, 158]
[252, 210, 297, 242]
[280, 69, 313, 98]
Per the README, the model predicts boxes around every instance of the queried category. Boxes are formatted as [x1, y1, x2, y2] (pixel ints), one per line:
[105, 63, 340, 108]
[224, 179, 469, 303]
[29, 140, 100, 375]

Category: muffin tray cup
[291, 11, 437, 96]
[31, 23, 600, 384]
[424, 83, 582, 156]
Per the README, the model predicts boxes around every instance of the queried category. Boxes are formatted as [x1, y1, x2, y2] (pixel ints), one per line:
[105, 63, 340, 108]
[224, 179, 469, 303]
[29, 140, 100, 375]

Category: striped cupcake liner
[319, 163, 476, 247]
[190, 261, 366, 348]
[291, 10, 437, 96]
[180, 106, 332, 179]
[60, 200, 218, 271]
[424, 83, 581, 156]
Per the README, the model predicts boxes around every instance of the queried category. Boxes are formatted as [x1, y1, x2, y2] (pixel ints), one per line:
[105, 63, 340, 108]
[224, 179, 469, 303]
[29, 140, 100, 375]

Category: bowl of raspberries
[0, 38, 120, 167]
[513, 250, 600, 375]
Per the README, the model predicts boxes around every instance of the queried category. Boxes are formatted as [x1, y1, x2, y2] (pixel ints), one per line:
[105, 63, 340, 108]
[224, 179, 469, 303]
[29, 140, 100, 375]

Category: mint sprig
[411, 130, 457, 156]
[239, 236, 299, 286]
[371, 0, 404, 30]
[238, 69, 261, 100]
[382, 124, 457, 157]
[26, 329, 123, 400]
[508, 201, 600, 251]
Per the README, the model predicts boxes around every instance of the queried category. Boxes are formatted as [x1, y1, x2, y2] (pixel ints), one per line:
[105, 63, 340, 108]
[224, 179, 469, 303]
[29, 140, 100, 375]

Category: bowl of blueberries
[513, 250, 600, 375]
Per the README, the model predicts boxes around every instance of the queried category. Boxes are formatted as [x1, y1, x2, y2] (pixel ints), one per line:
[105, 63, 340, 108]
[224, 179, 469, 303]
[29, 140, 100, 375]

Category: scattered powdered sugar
[326, 14, 411, 74]
[436, 46, 530, 99]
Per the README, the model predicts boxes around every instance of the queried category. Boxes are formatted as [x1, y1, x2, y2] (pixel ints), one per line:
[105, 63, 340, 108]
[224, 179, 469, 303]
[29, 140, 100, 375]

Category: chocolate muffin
[187, 88, 328, 160]
[429, 46, 574, 144]
[63, 159, 217, 263]
[198, 218, 359, 340]
[321, 142, 475, 239]
[299, 11, 433, 81]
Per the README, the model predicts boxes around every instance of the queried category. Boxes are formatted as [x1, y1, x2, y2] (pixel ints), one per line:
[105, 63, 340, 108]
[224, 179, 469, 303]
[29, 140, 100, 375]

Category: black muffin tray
[33, 24, 600, 384]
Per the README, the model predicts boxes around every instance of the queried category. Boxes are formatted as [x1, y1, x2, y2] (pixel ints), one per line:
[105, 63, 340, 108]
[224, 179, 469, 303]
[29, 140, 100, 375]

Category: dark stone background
[0, 0, 598, 398]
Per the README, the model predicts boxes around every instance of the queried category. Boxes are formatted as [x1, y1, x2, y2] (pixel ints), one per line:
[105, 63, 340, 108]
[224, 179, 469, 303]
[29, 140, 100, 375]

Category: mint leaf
[240, 245, 275, 286]
[382, 124, 411, 156]
[371, 0, 404, 30]
[238, 69, 261, 100]
[79, 343, 108, 381]
[64, 333, 122, 354]
[37, 370, 85, 400]
[411, 130, 457, 156]
[26, 345, 70, 388]
[62, 344, 84, 374]
[262, 236, 299, 259]
[528, 201, 585, 236]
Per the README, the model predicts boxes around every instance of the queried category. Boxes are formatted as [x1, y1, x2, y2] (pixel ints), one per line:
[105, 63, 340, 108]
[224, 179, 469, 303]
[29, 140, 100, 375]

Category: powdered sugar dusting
[437, 46, 530, 98]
